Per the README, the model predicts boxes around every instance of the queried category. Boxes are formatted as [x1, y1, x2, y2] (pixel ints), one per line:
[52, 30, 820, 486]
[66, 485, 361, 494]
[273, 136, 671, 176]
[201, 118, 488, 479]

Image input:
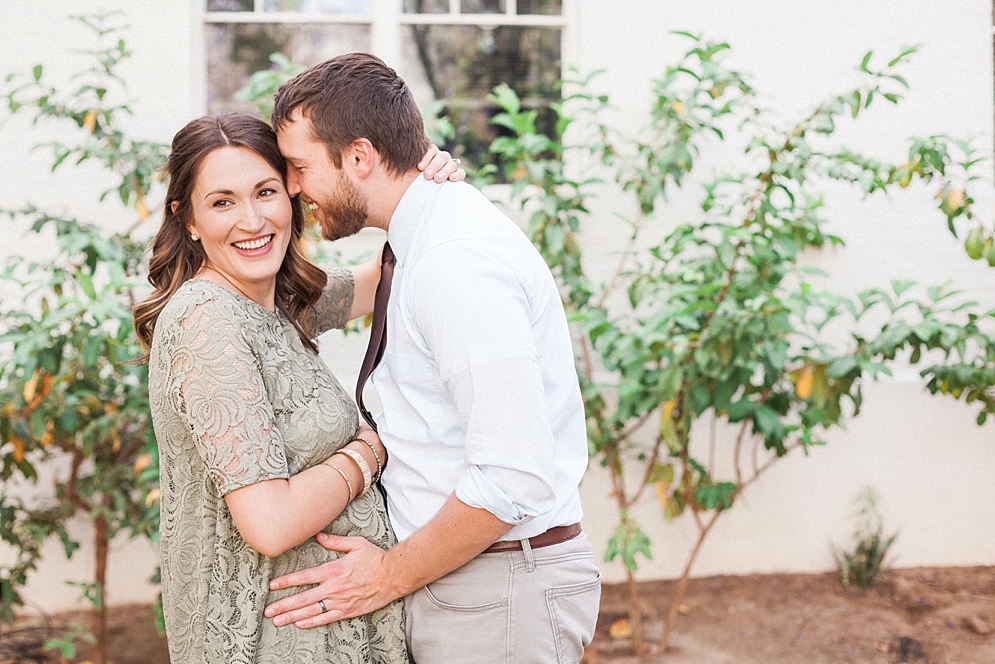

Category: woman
[134, 113, 462, 663]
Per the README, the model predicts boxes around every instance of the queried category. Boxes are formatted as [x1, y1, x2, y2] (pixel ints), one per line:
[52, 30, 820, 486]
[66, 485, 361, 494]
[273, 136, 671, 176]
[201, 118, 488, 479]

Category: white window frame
[193, 0, 576, 116]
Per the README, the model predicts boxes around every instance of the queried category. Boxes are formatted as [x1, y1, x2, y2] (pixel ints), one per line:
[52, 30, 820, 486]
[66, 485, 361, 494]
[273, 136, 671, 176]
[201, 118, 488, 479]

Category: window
[203, 0, 567, 175]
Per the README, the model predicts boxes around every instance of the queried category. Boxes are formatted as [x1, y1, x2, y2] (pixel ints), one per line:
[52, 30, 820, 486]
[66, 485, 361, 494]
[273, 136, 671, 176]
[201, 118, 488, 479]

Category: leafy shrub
[485, 34, 980, 652]
[1, 12, 165, 662]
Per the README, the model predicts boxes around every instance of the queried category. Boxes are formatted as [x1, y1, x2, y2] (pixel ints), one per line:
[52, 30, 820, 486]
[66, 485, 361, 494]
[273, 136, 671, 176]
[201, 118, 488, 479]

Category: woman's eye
[259, 188, 277, 197]
[212, 199, 232, 208]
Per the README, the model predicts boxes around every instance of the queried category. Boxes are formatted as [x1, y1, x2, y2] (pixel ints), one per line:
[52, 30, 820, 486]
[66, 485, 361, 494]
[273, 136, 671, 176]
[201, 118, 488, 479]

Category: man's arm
[265, 493, 511, 628]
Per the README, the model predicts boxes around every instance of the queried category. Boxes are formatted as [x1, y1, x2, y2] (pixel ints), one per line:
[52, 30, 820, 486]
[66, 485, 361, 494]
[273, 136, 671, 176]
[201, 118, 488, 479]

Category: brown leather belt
[483, 523, 582, 554]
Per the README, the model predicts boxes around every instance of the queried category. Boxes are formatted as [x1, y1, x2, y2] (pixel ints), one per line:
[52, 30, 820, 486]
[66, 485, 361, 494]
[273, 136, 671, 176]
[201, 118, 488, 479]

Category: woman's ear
[174, 201, 195, 235]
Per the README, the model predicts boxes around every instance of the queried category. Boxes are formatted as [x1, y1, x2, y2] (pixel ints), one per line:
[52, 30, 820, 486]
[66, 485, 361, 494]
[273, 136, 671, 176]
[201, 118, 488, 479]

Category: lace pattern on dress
[150, 278, 407, 664]
[309, 266, 355, 336]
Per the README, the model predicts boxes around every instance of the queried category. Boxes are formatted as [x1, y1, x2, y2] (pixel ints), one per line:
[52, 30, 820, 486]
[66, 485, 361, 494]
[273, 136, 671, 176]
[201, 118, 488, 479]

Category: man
[263, 53, 600, 663]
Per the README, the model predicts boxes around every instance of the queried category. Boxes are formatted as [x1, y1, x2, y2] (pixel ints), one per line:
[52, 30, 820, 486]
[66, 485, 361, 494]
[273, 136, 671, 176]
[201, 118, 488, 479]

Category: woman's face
[184, 146, 294, 306]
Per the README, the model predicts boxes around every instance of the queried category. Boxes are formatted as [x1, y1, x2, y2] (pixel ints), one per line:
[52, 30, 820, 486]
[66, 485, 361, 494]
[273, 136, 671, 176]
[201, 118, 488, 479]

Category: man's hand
[265, 495, 510, 629]
[264, 533, 400, 628]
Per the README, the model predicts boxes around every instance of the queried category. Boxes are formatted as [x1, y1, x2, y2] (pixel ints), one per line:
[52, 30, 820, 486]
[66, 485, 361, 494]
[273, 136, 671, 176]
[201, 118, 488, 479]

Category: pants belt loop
[521, 536, 536, 572]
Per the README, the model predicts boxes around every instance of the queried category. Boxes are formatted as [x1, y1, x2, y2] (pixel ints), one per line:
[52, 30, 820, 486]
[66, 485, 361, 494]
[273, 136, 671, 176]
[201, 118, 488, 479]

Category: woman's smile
[232, 233, 275, 253]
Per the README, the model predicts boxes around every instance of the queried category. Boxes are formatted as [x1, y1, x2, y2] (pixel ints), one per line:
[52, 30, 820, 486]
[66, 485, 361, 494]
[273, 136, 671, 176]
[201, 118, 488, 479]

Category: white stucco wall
[1, 0, 993, 611]
[571, 0, 995, 583]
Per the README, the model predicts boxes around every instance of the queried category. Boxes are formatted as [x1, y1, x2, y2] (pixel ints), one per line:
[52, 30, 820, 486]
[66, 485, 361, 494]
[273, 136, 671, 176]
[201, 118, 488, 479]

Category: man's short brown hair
[271, 53, 430, 176]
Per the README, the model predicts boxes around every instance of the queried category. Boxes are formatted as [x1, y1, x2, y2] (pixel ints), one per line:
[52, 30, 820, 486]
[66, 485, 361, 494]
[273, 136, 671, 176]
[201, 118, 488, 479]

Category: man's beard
[316, 175, 369, 242]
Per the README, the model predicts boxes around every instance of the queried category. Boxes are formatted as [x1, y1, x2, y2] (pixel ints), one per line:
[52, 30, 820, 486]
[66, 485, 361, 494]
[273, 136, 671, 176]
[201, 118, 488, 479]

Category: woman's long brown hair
[133, 114, 328, 360]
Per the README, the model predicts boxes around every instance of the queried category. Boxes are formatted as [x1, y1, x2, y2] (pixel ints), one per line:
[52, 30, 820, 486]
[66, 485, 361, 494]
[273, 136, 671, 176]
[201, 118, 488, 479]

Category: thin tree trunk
[625, 567, 645, 655]
[91, 510, 109, 664]
[660, 515, 718, 652]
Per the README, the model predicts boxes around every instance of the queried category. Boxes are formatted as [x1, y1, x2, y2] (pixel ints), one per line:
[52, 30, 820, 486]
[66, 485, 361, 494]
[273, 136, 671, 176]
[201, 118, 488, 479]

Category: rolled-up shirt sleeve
[410, 241, 557, 524]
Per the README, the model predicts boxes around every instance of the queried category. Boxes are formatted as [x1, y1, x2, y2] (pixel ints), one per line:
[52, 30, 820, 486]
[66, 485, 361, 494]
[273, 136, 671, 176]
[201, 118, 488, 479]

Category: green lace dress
[149, 268, 407, 664]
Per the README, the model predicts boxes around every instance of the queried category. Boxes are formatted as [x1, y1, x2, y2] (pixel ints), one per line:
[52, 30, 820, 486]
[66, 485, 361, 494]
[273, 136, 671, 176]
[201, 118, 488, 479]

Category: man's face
[276, 112, 369, 242]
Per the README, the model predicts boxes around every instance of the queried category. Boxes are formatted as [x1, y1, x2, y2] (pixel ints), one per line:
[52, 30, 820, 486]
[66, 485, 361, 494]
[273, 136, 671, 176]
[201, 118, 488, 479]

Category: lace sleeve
[166, 299, 289, 495]
[308, 266, 355, 335]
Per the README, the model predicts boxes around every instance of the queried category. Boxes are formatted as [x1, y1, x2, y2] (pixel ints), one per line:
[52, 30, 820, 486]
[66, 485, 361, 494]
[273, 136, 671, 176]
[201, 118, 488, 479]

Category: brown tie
[356, 241, 395, 431]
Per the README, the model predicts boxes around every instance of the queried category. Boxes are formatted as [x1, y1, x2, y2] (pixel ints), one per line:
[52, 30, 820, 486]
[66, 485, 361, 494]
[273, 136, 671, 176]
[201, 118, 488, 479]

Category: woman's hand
[419, 144, 466, 183]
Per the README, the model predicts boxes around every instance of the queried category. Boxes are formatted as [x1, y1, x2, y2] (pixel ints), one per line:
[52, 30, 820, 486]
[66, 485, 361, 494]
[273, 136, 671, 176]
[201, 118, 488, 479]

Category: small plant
[834, 487, 898, 589]
[43, 622, 96, 661]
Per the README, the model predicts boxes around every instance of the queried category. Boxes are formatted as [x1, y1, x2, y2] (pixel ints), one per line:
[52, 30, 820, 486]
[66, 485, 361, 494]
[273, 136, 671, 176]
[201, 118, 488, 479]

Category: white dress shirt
[373, 176, 588, 542]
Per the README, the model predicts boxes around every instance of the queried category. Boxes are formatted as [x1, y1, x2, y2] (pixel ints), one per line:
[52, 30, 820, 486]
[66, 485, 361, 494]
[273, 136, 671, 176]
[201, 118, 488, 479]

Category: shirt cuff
[454, 465, 542, 526]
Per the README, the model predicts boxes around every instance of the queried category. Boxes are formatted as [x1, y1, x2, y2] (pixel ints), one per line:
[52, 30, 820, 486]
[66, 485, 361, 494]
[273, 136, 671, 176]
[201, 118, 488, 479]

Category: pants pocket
[546, 570, 602, 664]
[407, 582, 510, 664]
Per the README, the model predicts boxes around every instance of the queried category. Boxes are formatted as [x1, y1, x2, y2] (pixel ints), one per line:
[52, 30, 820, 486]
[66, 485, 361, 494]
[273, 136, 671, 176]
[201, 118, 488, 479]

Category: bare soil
[588, 566, 995, 664]
[1, 566, 992, 663]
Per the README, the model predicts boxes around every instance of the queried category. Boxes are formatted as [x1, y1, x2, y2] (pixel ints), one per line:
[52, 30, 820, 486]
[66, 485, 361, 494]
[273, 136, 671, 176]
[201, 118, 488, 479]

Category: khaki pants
[404, 532, 601, 664]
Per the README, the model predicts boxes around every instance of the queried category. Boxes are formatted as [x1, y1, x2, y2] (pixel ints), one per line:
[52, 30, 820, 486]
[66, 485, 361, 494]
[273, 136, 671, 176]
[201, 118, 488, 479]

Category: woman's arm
[224, 430, 387, 558]
[347, 258, 381, 321]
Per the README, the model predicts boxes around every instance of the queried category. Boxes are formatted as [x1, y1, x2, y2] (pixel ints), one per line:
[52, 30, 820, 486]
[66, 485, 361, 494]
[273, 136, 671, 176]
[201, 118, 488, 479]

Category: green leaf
[964, 227, 985, 260]
[76, 271, 96, 300]
[658, 364, 684, 401]
[828, 356, 858, 378]
[753, 405, 779, 434]
[488, 83, 521, 116]
[727, 399, 755, 422]
[81, 336, 103, 367]
[695, 481, 737, 510]
[689, 384, 711, 415]
[33, 64, 43, 81]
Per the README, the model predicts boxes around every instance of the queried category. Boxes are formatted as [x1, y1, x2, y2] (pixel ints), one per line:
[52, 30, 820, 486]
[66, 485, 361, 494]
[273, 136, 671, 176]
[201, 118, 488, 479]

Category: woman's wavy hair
[134, 114, 327, 360]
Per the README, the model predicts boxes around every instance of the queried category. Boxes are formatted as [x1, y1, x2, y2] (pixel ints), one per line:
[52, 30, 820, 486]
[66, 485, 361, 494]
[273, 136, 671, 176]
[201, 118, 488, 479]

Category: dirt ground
[2, 566, 993, 663]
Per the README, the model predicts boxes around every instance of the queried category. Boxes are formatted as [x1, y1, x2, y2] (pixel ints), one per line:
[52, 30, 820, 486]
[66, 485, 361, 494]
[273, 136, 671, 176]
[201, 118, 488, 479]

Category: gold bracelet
[351, 435, 383, 481]
[321, 459, 354, 501]
[335, 448, 372, 497]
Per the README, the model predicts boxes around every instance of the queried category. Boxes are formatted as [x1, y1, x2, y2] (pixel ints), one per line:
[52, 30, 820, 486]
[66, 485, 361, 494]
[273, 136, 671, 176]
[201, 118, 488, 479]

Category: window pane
[397, 25, 561, 179]
[206, 23, 371, 115]
[207, 0, 252, 10]
[404, 0, 450, 14]
[264, 0, 372, 12]
[461, 0, 504, 13]
[517, 0, 560, 15]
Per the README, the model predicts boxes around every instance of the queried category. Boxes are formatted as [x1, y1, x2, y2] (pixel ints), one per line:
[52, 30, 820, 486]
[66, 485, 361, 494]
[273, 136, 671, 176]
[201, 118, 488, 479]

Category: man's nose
[286, 169, 302, 197]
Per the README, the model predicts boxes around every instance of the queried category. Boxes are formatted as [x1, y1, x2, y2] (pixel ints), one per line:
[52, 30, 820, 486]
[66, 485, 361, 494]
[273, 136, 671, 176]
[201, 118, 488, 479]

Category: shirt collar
[386, 176, 440, 264]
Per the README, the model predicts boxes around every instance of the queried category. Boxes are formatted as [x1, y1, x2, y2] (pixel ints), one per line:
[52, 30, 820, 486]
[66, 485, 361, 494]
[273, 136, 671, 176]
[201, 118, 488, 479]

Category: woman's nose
[240, 202, 267, 232]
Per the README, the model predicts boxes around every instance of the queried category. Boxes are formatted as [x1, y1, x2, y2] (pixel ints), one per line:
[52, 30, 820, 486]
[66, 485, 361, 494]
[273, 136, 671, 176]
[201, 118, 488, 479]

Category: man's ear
[347, 138, 377, 179]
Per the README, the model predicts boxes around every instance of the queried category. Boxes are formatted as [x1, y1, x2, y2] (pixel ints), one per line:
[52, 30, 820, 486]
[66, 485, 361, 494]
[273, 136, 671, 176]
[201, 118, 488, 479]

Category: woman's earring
[191, 233, 200, 241]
